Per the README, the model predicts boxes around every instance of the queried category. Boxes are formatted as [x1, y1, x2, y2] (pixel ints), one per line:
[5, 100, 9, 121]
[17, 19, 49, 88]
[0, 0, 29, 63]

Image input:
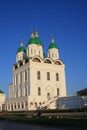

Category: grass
[0, 115, 87, 128]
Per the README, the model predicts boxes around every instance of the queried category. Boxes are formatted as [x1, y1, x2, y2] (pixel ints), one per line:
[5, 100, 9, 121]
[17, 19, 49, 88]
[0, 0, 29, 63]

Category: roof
[48, 37, 58, 49]
[0, 90, 4, 94]
[48, 42, 58, 49]
[17, 46, 26, 53]
[17, 41, 26, 53]
[28, 37, 42, 45]
[77, 88, 87, 93]
[28, 32, 42, 46]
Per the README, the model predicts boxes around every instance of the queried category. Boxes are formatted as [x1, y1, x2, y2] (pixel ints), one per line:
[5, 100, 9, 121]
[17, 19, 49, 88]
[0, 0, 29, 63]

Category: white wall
[0, 93, 6, 111]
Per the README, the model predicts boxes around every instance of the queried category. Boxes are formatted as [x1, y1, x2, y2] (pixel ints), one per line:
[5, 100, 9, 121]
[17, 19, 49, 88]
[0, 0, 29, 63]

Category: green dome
[28, 32, 42, 46]
[17, 46, 26, 53]
[48, 37, 58, 49]
[28, 37, 42, 45]
[34, 37, 42, 45]
[0, 90, 4, 94]
[28, 38, 35, 44]
[49, 42, 58, 49]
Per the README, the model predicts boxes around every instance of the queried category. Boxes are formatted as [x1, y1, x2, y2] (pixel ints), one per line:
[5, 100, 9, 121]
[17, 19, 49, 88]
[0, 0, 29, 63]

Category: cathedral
[6, 31, 67, 111]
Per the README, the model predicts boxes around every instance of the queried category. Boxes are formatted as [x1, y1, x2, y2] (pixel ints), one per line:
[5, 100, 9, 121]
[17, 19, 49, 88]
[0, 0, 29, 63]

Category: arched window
[37, 71, 41, 80]
[20, 62, 23, 66]
[55, 53, 57, 58]
[25, 101, 28, 108]
[31, 49, 33, 54]
[30, 102, 33, 105]
[20, 72, 22, 83]
[38, 87, 41, 95]
[52, 53, 54, 58]
[54, 61, 62, 65]
[35, 102, 37, 108]
[57, 88, 59, 96]
[47, 72, 50, 80]
[25, 86, 27, 96]
[39, 50, 40, 56]
[8, 104, 10, 110]
[25, 58, 29, 64]
[25, 70, 27, 81]
[15, 65, 18, 69]
[56, 73, 59, 81]
[34, 49, 36, 54]
[39, 102, 41, 105]
[11, 103, 13, 111]
[44, 59, 52, 64]
[14, 102, 16, 109]
[33, 58, 41, 62]
[47, 93, 51, 100]
[21, 102, 24, 109]
[18, 102, 20, 109]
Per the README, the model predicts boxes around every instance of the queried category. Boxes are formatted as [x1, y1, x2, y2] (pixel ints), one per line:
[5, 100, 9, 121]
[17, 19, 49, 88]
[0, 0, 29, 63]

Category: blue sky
[0, 0, 87, 98]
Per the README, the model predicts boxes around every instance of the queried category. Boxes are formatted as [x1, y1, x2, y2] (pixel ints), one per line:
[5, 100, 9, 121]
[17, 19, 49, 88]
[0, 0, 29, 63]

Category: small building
[77, 88, 87, 96]
[56, 96, 87, 109]
[0, 90, 6, 111]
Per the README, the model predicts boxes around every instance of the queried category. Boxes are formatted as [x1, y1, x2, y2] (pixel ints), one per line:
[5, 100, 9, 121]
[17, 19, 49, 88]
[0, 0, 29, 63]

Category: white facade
[0, 92, 6, 111]
[6, 31, 67, 111]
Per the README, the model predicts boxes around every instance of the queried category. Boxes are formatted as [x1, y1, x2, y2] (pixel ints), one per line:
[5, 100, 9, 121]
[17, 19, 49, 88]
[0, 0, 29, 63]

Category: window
[52, 53, 54, 58]
[16, 74, 18, 86]
[25, 86, 27, 96]
[47, 72, 50, 80]
[18, 102, 20, 109]
[39, 102, 41, 105]
[20, 72, 22, 83]
[33, 58, 41, 62]
[56, 73, 59, 81]
[31, 49, 33, 54]
[57, 88, 59, 96]
[25, 70, 27, 81]
[16, 91, 18, 98]
[14, 75, 16, 85]
[47, 93, 50, 100]
[14, 103, 16, 109]
[34, 49, 36, 54]
[15, 65, 17, 69]
[37, 71, 41, 80]
[39, 50, 40, 56]
[25, 59, 29, 64]
[20, 62, 23, 66]
[55, 53, 57, 58]
[38, 87, 41, 96]
[35, 102, 37, 108]
[21, 102, 24, 109]
[44, 59, 52, 64]
[8, 105, 10, 110]
[20, 88, 22, 97]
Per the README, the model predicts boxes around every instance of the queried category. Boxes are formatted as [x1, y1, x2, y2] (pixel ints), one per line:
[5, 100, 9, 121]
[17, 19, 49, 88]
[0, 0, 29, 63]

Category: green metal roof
[28, 38, 35, 44]
[28, 37, 42, 45]
[34, 37, 42, 45]
[0, 90, 4, 94]
[17, 46, 26, 53]
[48, 42, 58, 49]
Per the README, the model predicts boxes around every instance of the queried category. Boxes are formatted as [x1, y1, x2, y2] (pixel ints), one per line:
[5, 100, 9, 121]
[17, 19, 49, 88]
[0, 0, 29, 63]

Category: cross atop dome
[34, 31, 39, 37]
[31, 32, 34, 38]
[51, 37, 55, 43]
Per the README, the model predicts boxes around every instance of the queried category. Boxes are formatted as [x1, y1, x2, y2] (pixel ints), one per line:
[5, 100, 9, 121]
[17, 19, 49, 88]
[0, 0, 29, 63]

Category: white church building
[5, 31, 67, 111]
